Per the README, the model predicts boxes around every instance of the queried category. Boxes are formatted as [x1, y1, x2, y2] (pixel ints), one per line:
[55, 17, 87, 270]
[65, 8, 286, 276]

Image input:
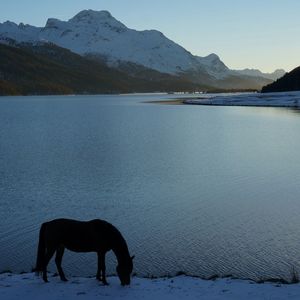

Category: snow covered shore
[183, 91, 300, 108]
[1, 272, 300, 300]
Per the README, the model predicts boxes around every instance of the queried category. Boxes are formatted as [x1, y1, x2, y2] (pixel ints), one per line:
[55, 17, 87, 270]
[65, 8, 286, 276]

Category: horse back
[42, 218, 115, 253]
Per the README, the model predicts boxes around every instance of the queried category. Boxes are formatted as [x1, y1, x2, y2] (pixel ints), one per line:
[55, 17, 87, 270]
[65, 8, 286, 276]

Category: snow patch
[1, 273, 300, 300]
[183, 91, 300, 107]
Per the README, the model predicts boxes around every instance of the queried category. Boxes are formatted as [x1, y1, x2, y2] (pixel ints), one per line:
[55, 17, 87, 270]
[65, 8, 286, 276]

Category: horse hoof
[61, 278, 68, 282]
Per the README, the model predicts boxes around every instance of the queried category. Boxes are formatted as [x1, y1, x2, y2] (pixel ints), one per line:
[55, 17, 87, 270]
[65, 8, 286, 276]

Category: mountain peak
[69, 10, 123, 26]
[3, 20, 18, 27]
[45, 18, 63, 29]
[68, 9, 127, 32]
[69, 10, 112, 23]
[236, 68, 286, 81]
[205, 53, 220, 60]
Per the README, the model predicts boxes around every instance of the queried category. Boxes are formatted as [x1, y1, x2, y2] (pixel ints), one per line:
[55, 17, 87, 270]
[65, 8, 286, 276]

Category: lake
[1, 93, 300, 281]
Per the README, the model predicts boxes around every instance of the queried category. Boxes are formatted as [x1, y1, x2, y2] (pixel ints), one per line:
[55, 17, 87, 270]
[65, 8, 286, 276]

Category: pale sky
[1, 0, 300, 72]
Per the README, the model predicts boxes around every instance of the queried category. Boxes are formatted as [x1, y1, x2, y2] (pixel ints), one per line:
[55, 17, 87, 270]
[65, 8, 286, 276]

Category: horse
[34, 218, 134, 285]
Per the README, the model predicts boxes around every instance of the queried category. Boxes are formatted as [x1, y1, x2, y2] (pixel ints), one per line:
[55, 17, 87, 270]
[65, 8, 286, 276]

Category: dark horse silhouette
[34, 218, 134, 285]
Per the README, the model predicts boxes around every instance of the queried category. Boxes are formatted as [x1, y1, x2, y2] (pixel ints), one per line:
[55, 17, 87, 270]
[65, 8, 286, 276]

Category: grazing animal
[34, 218, 134, 285]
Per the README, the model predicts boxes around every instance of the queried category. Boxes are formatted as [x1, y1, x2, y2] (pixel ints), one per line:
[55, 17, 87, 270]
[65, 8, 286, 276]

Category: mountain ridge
[0, 9, 285, 92]
[0, 10, 283, 78]
[235, 68, 286, 81]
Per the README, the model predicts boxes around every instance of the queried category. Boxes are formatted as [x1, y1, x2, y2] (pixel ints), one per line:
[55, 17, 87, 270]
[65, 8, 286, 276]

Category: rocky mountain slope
[0, 43, 205, 95]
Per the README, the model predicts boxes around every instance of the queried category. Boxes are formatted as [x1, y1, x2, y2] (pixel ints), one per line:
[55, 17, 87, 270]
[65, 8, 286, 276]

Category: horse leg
[42, 247, 56, 282]
[96, 252, 101, 281]
[97, 252, 108, 285]
[55, 245, 67, 282]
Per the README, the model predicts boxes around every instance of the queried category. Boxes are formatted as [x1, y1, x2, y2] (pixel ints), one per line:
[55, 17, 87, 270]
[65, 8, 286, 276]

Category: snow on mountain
[0, 9, 284, 83]
[235, 68, 286, 81]
[0, 10, 218, 76]
[195, 53, 230, 79]
[0, 21, 40, 43]
[0, 10, 205, 75]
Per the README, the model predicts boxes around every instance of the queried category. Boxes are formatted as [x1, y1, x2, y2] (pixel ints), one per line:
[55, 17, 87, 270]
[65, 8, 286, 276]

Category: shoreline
[1, 272, 300, 300]
[182, 99, 300, 108]
[183, 100, 300, 109]
[180, 91, 300, 108]
[145, 91, 300, 108]
[0, 270, 297, 285]
[144, 99, 184, 105]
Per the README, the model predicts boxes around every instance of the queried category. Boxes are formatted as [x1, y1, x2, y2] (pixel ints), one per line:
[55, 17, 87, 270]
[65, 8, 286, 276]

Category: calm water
[1, 93, 300, 280]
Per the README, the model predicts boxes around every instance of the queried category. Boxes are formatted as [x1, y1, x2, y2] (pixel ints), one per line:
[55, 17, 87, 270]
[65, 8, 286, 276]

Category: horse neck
[111, 236, 130, 266]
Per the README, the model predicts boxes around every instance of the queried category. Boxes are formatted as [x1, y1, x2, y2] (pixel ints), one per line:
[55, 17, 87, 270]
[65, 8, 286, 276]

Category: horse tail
[34, 223, 47, 275]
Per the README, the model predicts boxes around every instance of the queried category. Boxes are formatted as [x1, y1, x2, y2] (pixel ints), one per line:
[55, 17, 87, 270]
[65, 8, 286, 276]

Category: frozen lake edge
[1, 272, 300, 300]
[182, 91, 300, 108]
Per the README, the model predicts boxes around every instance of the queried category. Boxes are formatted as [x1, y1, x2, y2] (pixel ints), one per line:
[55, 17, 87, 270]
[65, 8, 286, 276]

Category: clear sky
[1, 0, 300, 72]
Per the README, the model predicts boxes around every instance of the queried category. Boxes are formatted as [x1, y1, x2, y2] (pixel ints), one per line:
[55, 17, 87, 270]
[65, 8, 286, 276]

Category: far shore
[181, 91, 300, 108]
[144, 99, 184, 105]
[146, 91, 300, 108]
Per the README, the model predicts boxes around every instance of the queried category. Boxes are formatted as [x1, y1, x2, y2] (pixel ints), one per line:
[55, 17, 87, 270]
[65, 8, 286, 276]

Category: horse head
[116, 255, 134, 286]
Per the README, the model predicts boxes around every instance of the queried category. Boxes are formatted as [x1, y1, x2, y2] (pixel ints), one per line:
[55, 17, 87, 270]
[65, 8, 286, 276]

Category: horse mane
[92, 219, 130, 264]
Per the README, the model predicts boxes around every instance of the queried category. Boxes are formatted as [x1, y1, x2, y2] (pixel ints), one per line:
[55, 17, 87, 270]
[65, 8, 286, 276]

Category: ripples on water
[1, 94, 300, 280]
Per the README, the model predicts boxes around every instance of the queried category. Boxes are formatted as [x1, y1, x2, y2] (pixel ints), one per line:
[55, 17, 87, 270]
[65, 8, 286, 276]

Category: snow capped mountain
[0, 10, 216, 76]
[0, 9, 284, 88]
[43, 10, 208, 75]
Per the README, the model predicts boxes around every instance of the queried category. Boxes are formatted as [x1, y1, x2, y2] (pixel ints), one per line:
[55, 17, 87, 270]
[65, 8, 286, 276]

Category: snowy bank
[1, 273, 300, 300]
[183, 91, 300, 108]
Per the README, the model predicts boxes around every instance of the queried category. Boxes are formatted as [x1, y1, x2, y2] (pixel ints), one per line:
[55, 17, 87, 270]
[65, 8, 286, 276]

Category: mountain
[0, 43, 207, 96]
[261, 66, 300, 93]
[195, 53, 230, 79]
[0, 42, 132, 95]
[235, 68, 286, 81]
[0, 9, 283, 91]
[0, 10, 207, 75]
